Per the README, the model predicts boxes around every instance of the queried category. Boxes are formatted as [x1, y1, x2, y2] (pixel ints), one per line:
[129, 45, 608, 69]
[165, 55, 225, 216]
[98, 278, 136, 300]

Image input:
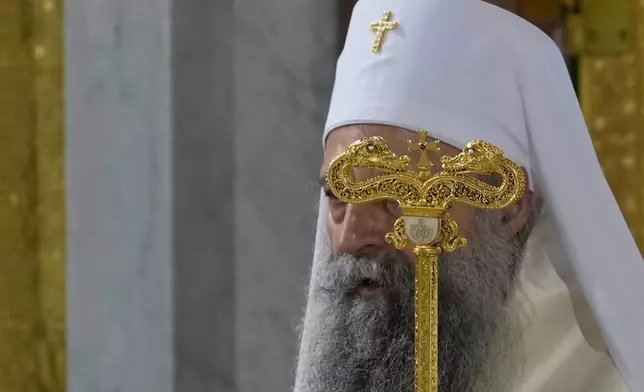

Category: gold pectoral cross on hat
[369, 11, 399, 53]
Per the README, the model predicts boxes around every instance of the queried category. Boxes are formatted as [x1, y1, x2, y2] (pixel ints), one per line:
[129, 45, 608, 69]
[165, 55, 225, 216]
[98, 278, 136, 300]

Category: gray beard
[294, 211, 526, 392]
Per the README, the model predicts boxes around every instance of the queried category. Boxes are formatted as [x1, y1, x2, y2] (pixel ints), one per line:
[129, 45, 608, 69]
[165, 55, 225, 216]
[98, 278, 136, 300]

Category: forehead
[321, 124, 460, 176]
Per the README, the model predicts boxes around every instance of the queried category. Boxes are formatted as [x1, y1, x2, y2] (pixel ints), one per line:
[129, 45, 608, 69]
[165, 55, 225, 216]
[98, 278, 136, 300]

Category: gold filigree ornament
[326, 130, 527, 392]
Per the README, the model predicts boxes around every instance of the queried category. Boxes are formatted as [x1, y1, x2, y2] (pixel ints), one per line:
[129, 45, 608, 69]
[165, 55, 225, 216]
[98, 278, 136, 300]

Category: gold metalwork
[369, 11, 400, 53]
[326, 133, 526, 392]
[579, 0, 644, 253]
[408, 130, 440, 176]
[0, 0, 65, 390]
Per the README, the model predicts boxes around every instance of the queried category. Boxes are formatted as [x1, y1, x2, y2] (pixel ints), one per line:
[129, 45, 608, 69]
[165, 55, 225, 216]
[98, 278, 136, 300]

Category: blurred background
[0, 0, 641, 391]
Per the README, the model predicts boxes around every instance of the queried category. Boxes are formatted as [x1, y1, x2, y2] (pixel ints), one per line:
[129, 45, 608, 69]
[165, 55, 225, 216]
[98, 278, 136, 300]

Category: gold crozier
[326, 132, 527, 392]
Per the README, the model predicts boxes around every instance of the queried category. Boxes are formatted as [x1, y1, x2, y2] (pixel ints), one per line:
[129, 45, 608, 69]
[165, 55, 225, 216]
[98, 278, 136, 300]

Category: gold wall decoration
[566, 0, 634, 55]
[580, 0, 644, 254]
[0, 0, 65, 391]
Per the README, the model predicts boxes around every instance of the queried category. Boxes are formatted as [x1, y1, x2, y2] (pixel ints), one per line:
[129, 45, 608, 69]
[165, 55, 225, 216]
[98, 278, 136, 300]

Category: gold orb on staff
[325, 130, 527, 392]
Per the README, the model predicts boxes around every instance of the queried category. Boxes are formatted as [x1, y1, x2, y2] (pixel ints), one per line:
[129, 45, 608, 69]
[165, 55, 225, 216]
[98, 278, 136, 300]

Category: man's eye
[324, 189, 336, 199]
[324, 188, 341, 202]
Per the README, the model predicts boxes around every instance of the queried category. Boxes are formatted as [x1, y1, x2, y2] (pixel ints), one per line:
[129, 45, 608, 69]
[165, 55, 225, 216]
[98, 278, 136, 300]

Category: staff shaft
[414, 246, 441, 392]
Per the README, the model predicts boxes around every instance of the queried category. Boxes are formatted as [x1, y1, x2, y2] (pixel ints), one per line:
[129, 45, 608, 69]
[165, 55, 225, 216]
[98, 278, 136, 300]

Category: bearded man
[293, 1, 644, 391]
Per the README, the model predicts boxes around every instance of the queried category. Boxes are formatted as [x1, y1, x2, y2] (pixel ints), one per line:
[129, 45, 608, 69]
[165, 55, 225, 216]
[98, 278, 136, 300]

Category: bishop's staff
[325, 130, 527, 392]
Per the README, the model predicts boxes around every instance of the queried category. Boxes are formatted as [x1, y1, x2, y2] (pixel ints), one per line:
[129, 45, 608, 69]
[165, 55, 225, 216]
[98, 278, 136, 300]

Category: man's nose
[332, 202, 392, 255]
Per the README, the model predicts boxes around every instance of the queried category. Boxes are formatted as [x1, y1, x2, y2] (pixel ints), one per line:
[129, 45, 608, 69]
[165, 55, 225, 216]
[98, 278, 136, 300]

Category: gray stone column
[66, 0, 234, 391]
[173, 0, 235, 390]
[66, 0, 174, 390]
[66, 0, 336, 390]
[234, 0, 337, 391]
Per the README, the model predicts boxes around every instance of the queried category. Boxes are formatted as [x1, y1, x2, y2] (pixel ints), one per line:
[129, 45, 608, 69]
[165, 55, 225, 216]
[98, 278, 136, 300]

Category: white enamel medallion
[404, 216, 440, 245]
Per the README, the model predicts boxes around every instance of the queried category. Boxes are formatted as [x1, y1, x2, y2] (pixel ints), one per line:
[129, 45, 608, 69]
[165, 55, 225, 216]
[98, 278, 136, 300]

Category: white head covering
[300, 0, 644, 390]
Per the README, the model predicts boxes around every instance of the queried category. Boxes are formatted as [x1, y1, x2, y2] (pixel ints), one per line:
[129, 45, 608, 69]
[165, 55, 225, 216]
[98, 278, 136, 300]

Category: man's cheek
[446, 205, 478, 236]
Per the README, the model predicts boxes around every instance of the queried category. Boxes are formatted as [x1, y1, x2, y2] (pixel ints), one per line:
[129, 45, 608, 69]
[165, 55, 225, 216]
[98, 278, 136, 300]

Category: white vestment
[512, 217, 630, 391]
[295, 0, 644, 390]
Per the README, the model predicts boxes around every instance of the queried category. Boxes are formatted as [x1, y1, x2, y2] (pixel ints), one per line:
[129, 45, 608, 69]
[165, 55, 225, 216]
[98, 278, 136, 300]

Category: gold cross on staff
[408, 130, 440, 175]
[369, 11, 400, 53]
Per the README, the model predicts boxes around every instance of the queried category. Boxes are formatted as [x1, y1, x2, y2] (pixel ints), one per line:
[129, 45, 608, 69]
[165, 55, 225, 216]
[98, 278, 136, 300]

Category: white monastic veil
[294, 0, 644, 391]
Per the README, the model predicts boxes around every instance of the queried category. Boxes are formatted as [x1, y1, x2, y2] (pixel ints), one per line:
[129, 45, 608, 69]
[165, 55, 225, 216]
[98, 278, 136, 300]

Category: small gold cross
[408, 130, 440, 175]
[369, 11, 399, 53]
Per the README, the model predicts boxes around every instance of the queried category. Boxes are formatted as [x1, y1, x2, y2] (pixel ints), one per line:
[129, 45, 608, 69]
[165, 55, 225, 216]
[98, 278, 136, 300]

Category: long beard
[294, 211, 526, 392]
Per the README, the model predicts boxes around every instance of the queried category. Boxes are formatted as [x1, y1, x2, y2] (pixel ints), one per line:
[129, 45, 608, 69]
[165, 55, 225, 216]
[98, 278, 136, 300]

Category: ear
[500, 169, 534, 238]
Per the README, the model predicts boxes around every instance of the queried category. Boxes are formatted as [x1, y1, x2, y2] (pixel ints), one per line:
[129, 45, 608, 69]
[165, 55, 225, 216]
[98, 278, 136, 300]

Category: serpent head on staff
[441, 140, 504, 175]
[342, 137, 409, 173]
